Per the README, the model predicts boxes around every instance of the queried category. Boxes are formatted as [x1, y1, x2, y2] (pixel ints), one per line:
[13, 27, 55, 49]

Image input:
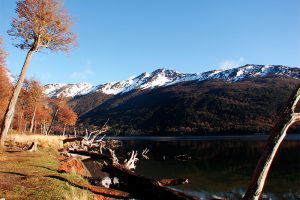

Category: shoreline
[105, 134, 300, 141]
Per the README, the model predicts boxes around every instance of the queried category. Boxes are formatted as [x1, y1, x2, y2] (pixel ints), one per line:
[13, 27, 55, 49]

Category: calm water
[101, 135, 300, 199]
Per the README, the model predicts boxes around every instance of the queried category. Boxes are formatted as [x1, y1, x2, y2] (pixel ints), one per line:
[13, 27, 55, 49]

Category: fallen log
[158, 178, 189, 186]
[68, 150, 112, 161]
[63, 137, 85, 144]
[103, 164, 198, 200]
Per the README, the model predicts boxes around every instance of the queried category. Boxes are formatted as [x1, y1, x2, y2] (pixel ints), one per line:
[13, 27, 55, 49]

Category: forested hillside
[78, 77, 300, 135]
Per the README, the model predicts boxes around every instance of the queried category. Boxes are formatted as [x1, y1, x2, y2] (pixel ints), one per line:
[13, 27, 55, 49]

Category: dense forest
[78, 77, 300, 135]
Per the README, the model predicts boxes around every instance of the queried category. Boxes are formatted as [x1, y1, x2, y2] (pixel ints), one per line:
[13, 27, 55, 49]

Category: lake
[93, 135, 300, 199]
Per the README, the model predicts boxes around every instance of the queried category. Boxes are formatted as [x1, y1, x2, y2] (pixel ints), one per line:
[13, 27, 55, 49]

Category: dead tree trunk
[0, 50, 34, 147]
[47, 108, 59, 135]
[243, 84, 300, 200]
[29, 105, 37, 133]
[103, 164, 197, 200]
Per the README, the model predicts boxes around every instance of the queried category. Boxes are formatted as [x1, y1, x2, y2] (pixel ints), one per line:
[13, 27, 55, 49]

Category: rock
[58, 157, 91, 177]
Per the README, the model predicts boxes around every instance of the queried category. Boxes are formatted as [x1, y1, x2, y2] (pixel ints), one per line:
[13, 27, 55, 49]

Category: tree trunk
[103, 164, 197, 200]
[63, 124, 66, 136]
[24, 122, 27, 133]
[43, 121, 46, 135]
[34, 120, 37, 133]
[243, 84, 300, 200]
[18, 112, 23, 132]
[0, 50, 34, 146]
[74, 127, 77, 137]
[47, 108, 59, 135]
[29, 105, 37, 133]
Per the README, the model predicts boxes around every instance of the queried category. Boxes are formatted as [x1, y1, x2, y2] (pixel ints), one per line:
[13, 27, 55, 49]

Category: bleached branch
[124, 150, 139, 171]
[142, 148, 149, 160]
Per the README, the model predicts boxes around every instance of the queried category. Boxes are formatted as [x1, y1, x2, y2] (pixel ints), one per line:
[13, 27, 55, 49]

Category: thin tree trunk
[47, 108, 59, 135]
[18, 112, 23, 132]
[0, 50, 34, 146]
[34, 120, 37, 133]
[63, 124, 66, 136]
[43, 121, 47, 135]
[29, 105, 37, 133]
[243, 84, 300, 200]
[24, 122, 27, 133]
[74, 127, 77, 137]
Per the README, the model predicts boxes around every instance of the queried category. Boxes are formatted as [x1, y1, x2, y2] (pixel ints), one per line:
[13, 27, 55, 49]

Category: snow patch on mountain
[44, 65, 300, 98]
[44, 82, 93, 98]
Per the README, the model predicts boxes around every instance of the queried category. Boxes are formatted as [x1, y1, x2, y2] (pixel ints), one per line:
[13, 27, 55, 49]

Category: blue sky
[0, 0, 299, 85]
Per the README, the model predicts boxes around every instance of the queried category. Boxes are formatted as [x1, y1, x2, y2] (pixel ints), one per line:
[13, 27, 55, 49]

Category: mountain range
[44, 64, 300, 135]
[44, 64, 299, 98]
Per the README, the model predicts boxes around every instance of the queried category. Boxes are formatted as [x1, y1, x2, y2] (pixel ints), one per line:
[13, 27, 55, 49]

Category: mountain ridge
[44, 64, 300, 98]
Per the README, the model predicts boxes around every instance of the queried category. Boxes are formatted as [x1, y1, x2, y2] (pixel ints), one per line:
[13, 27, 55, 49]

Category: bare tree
[0, 0, 76, 146]
[243, 84, 300, 200]
[0, 37, 7, 68]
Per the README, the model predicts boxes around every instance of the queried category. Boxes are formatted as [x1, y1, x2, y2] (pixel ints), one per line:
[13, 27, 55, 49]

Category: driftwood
[68, 148, 195, 200]
[158, 178, 189, 186]
[102, 164, 197, 200]
[68, 150, 112, 161]
[25, 141, 37, 152]
[64, 122, 196, 200]
[63, 137, 85, 144]
[243, 84, 300, 200]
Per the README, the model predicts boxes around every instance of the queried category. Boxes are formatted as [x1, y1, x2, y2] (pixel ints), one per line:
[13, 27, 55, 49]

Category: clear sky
[0, 0, 299, 85]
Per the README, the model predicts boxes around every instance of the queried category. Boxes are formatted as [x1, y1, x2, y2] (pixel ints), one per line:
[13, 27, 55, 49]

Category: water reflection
[112, 138, 300, 199]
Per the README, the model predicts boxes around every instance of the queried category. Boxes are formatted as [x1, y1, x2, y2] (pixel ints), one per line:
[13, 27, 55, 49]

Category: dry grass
[66, 186, 89, 200]
[0, 132, 96, 200]
[7, 133, 65, 149]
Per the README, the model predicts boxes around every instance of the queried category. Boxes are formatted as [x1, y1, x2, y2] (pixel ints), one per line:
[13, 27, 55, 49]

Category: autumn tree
[35, 104, 52, 135]
[57, 105, 77, 135]
[0, 0, 76, 146]
[27, 80, 46, 133]
[46, 96, 77, 135]
[14, 80, 30, 132]
[0, 38, 13, 124]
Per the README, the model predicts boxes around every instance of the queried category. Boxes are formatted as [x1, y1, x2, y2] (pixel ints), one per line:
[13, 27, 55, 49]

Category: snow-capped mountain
[44, 82, 93, 98]
[44, 64, 300, 98]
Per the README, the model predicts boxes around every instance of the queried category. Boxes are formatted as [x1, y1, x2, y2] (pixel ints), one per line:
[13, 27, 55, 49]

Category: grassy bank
[0, 133, 94, 200]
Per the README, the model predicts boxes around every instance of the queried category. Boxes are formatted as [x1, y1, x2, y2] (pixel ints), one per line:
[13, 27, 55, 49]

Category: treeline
[0, 66, 77, 136]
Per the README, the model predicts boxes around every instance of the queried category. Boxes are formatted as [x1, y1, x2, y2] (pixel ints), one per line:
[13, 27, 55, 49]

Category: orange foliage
[57, 106, 77, 126]
[8, 0, 76, 52]
[48, 96, 78, 134]
[0, 38, 13, 123]
[12, 79, 52, 132]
